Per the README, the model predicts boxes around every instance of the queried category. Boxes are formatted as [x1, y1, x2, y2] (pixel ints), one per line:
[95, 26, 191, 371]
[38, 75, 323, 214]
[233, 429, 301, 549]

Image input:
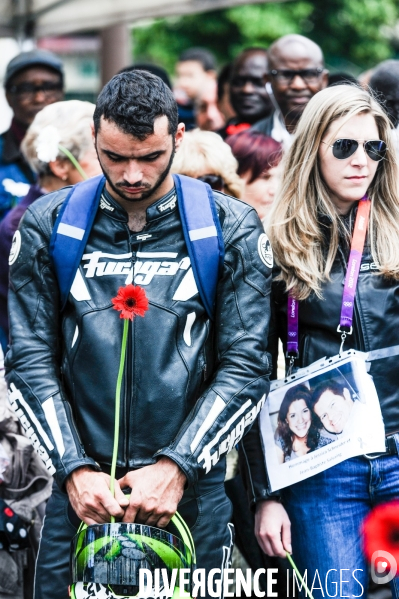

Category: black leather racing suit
[5, 182, 272, 597]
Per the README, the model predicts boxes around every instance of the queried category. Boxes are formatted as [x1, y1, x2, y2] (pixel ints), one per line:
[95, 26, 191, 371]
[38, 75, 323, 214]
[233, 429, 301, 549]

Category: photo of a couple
[261, 353, 386, 491]
[275, 373, 358, 464]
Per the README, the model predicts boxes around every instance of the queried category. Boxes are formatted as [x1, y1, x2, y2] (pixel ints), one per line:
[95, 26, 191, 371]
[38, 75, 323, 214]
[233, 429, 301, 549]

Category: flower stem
[58, 144, 88, 180]
[286, 552, 314, 599]
[110, 318, 129, 523]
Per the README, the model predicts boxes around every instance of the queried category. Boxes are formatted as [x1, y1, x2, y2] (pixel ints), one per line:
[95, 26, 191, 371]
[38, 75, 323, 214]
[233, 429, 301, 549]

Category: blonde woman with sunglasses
[240, 84, 399, 598]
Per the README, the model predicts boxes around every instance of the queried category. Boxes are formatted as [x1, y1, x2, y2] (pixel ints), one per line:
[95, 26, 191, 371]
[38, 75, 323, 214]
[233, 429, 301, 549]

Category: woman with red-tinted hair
[227, 130, 283, 220]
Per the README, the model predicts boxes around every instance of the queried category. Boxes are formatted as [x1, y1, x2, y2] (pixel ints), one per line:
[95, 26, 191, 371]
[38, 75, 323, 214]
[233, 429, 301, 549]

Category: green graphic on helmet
[69, 513, 196, 599]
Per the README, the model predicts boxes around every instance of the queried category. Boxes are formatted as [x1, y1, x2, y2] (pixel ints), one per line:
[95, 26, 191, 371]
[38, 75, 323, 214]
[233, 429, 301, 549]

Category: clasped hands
[65, 456, 187, 527]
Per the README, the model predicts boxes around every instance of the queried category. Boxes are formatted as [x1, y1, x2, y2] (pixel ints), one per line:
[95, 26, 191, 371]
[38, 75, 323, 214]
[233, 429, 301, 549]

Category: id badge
[259, 349, 385, 492]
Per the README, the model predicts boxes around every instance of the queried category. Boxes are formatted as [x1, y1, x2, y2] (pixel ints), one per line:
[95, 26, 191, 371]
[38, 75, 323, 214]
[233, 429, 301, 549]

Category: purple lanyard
[287, 296, 299, 356]
[287, 196, 371, 359]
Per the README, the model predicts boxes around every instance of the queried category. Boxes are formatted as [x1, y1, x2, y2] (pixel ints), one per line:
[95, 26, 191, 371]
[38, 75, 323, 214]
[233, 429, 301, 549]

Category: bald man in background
[252, 34, 328, 148]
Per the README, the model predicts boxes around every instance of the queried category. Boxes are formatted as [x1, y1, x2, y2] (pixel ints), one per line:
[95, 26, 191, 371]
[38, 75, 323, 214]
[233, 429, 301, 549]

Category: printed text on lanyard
[287, 196, 371, 372]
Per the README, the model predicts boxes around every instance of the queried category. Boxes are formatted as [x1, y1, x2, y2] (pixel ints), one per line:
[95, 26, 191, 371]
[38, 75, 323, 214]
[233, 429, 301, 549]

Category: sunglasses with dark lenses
[269, 68, 323, 84]
[326, 139, 387, 161]
[230, 76, 264, 89]
[197, 174, 224, 191]
[8, 82, 63, 98]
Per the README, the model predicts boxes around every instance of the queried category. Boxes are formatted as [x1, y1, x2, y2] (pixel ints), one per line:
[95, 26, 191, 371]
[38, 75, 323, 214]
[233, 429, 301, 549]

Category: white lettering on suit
[197, 395, 266, 473]
[81, 251, 183, 286]
[8, 383, 56, 475]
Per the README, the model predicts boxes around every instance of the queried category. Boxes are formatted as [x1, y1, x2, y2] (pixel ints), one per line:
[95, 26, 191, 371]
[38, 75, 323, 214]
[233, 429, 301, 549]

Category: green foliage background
[132, 0, 399, 76]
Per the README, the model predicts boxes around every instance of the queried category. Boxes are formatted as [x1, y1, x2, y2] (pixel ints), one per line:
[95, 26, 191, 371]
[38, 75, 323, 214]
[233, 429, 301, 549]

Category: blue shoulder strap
[50, 174, 105, 310]
[50, 174, 224, 319]
[173, 174, 224, 320]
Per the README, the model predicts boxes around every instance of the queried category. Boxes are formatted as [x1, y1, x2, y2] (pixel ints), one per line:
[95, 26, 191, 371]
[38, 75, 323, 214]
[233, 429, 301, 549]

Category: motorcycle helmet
[69, 511, 195, 599]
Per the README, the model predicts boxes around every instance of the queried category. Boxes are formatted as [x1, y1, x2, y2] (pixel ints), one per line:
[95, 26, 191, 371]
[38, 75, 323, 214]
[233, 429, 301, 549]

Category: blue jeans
[282, 453, 399, 598]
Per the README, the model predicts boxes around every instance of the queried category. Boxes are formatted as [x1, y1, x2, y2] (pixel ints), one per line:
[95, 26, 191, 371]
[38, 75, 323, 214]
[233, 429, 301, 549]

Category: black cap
[4, 50, 64, 88]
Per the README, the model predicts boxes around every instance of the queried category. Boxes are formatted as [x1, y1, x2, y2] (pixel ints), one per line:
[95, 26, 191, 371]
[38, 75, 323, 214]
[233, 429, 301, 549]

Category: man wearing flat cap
[0, 50, 64, 222]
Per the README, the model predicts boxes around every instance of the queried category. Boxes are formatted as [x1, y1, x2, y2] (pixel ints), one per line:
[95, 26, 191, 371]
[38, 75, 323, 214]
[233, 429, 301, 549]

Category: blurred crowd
[0, 33, 399, 598]
[2, 36, 399, 357]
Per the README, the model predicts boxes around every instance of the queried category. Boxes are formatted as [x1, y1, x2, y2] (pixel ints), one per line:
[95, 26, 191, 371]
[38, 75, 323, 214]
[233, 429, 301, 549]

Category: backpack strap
[49, 174, 105, 310]
[50, 174, 224, 319]
[173, 174, 224, 320]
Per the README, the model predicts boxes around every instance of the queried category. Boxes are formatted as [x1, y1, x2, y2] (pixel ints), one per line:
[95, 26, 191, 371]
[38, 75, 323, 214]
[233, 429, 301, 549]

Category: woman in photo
[240, 84, 399, 598]
[275, 384, 332, 463]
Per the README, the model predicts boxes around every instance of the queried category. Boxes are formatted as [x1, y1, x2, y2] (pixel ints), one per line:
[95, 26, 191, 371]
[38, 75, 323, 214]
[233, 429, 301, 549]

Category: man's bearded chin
[99, 146, 176, 204]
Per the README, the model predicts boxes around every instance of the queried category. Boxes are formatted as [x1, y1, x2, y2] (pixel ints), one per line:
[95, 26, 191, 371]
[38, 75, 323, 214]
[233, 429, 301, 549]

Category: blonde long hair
[268, 84, 399, 300]
[172, 129, 243, 198]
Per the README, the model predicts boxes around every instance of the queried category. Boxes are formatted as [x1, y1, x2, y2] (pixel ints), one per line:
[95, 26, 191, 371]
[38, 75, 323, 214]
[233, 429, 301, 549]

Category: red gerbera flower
[362, 501, 399, 564]
[111, 284, 149, 321]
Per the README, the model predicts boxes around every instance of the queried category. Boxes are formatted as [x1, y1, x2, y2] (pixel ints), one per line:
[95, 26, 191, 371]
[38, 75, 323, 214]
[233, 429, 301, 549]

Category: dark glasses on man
[8, 82, 63, 99]
[269, 68, 323, 84]
[323, 139, 387, 161]
[197, 174, 224, 191]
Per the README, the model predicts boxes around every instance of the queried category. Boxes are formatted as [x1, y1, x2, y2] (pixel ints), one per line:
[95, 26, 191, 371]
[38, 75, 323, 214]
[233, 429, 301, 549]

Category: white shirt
[271, 110, 293, 151]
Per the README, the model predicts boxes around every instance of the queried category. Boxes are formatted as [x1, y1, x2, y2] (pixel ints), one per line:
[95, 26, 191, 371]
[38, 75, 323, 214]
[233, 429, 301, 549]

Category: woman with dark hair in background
[226, 130, 283, 220]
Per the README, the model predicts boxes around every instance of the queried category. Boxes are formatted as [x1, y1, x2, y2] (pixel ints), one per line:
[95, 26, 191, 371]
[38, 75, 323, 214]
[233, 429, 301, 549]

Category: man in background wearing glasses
[252, 34, 328, 149]
[0, 50, 64, 221]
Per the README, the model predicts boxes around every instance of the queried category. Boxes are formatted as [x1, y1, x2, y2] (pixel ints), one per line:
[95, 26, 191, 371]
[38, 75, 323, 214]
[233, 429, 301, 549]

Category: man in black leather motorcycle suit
[5, 71, 272, 598]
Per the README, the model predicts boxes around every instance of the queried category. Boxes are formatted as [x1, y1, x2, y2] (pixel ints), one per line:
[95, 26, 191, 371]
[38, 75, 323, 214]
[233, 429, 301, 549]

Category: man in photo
[310, 380, 355, 435]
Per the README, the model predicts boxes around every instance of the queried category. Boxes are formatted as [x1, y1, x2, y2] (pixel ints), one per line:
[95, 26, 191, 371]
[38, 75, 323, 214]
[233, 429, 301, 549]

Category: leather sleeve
[239, 417, 281, 508]
[5, 196, 100, 489]
[157, 203, 272, 485]
[265, 279, 281, 379]
[238, 284, 283, 507]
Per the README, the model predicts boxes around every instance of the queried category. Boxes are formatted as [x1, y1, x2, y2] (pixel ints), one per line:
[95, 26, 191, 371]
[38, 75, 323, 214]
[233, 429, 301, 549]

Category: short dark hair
[370, 60, 399, 97]
[369, 60, 399, 127]
[328, 72, 358, 87]
[118, 64, 172, 89]
[178, 48, 216, 72]
[310, 380, 348, 410]
[93, 70, 178, 140]
[237, 46, 268, 57]
[231, 47, 268, 72]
